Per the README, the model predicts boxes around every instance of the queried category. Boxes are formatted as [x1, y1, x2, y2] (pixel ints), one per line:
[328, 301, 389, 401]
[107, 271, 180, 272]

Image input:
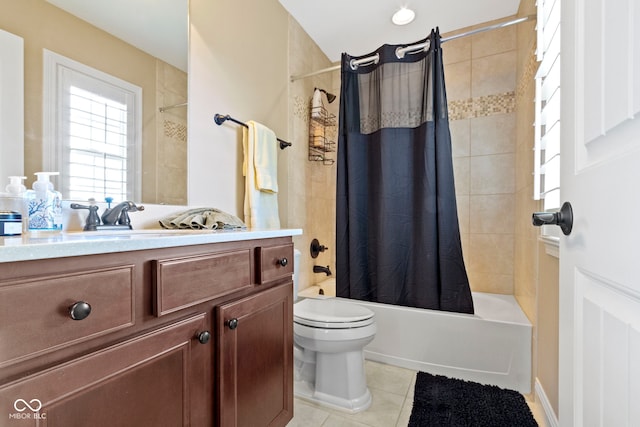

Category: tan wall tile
[469, 194, 515, 234]
[468, 233, 515, 276]
[472, 26, 517, 59]
[472, 51, 517, 97]
[450, 118, 471, 157]
[444, 60, 471, 101]
[452, 156, 470, 195]
[443, 36, 471, 65]
[470, 112, 517, 155]
[470, 153, 515, 194]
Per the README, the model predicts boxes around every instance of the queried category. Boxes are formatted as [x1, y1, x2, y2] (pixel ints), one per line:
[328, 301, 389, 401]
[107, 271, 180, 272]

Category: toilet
[292, 250, 377, 413]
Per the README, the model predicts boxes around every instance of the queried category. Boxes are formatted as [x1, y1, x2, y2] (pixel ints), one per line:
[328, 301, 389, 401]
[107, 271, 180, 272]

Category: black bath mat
[408, 372, 537, 427]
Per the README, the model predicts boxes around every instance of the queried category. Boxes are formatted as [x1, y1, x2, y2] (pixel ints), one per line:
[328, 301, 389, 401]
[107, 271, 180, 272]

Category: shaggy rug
[408, 372, 538, 426]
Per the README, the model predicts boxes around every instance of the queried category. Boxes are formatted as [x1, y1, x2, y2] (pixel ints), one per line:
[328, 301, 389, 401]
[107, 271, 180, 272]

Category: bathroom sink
[59, 229, 218, 240]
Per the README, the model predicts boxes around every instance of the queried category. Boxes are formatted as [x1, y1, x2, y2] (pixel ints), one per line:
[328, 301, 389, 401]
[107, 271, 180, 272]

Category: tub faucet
[313, 265, 332, 276]
[101, 201, 144, 227]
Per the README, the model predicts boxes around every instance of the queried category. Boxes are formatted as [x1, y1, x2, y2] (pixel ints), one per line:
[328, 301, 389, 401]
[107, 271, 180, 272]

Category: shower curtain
[336, 29, 474, 314]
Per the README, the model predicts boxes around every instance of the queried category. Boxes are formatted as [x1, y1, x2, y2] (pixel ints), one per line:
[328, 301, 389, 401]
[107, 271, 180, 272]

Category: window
[43, 50, 142, 202]
[534, 0, 561, 212]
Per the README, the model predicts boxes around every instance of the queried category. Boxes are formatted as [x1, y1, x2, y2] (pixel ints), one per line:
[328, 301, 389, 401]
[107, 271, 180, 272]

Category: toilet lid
[294, 298, 375, 328]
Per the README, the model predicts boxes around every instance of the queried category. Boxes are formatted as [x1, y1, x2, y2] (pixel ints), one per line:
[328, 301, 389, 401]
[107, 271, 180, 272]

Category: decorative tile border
[292, 95, 310, 122]
[516, 43, 539, 100]
[449, 91, 516, 121]
[163, 120, 187, 142]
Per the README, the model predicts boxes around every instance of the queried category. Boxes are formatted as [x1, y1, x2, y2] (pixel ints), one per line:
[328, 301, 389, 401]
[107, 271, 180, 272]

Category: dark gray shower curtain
[336, 29, 474, 314]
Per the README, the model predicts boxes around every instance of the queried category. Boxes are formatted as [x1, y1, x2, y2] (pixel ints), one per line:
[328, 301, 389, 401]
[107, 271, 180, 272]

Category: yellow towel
[248, 121, 278, 193]
[243, 121, 280, 229]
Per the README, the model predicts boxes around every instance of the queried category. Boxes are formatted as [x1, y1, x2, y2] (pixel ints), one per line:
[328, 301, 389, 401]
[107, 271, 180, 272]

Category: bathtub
[298, 279, 532, 394]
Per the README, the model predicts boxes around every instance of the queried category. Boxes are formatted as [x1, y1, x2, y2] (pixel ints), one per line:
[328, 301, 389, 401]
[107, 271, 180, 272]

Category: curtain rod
[290, 14, 536, 82]
[213, 114, 292, 150]
[159, 102, 188, 113]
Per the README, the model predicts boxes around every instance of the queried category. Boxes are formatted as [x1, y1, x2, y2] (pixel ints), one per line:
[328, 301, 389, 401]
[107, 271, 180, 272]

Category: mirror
[0, 0, 188, 205]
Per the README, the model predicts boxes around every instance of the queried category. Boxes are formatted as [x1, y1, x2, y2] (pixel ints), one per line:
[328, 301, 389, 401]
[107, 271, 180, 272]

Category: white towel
[243, 121, 281, 229]
[250, 121, 278, 193]
[311, 88, 323, 118]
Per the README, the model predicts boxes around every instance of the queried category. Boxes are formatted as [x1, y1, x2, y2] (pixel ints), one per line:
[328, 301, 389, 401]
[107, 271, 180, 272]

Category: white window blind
[43, 50, 141, 202]
[534, 0, 561, 211]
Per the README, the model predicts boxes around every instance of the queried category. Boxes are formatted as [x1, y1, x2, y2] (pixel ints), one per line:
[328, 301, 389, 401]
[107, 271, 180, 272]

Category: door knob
[532, 201, 573, 235]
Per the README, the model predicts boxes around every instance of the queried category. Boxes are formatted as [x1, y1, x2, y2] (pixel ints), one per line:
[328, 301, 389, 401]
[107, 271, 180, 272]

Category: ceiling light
[392, 7, 415, 26]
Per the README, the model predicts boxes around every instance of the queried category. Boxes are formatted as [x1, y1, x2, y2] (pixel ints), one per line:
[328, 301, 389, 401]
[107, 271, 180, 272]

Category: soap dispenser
[0, 176, 27, 235]
[0, 176, 27, 211]
[25, 172, 63, 233]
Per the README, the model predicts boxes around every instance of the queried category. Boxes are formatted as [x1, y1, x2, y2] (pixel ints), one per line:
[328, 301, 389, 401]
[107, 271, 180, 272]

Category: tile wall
[445, 21, 518, 294]
[287, 17, 339, 290]
[155, 61, 188, 205]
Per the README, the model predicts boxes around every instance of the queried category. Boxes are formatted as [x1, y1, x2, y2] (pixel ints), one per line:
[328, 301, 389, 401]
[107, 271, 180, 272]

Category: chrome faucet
[101, 201, 144, 227]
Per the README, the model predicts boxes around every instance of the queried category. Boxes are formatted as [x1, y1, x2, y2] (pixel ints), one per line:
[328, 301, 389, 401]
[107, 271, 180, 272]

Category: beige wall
[188, 0, 289, 217]
[537, 244, 560, 415]
[514, 0, 560, 417]
[0, 0, 186, 204]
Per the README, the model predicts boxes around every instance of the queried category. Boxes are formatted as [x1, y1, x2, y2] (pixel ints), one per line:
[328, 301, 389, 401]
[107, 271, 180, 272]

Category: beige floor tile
[326, 388, 406, 427]
[287, 399, 330, 427]
[396, 396, 414, 426]
[365, 360, 415, 397]
[321, 415, 372, 427]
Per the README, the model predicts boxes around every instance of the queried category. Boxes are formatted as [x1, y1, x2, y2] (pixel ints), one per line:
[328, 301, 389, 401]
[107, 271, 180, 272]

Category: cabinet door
[217, 283, 293, 427]
[0, 314, 212, 427]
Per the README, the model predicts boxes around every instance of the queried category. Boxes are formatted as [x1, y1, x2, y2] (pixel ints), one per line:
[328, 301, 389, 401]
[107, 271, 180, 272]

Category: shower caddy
[308, 104, 336, 165]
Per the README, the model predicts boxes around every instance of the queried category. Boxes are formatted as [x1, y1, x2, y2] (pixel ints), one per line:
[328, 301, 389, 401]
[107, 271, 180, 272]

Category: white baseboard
[535, 378, 559, 427]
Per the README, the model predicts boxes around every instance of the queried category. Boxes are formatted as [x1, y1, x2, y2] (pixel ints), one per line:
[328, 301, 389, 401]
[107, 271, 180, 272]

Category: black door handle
[532, 201, 573, 235]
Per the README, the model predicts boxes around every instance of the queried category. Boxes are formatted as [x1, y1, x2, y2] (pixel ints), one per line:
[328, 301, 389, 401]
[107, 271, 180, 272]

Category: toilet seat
[294, 298, 375, 329]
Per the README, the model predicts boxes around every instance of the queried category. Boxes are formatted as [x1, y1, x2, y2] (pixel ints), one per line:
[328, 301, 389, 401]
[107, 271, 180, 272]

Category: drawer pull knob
[197, 331, 211, 344]
[227, 318, 239, 330]
[69, 301, 92, 320]
[278, 257, 288, 267]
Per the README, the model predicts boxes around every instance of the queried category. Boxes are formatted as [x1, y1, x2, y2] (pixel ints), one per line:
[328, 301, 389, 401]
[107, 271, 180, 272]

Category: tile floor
[287, 360, 548, 427]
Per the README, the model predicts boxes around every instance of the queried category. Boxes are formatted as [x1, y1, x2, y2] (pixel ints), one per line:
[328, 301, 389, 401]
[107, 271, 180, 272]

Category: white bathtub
[298, 279, 532, 394]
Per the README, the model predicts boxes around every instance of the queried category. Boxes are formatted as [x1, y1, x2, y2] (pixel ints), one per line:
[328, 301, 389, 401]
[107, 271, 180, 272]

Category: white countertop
[0, 228, 302, 263]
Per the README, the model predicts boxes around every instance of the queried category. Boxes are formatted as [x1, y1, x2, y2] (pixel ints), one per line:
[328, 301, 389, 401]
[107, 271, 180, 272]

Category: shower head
[324, 91, 337, 103]
[317, 88, 337, 103]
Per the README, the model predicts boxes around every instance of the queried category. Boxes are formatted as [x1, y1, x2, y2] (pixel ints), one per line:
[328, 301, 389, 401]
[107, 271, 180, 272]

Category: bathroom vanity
[0, 229, 300, 426]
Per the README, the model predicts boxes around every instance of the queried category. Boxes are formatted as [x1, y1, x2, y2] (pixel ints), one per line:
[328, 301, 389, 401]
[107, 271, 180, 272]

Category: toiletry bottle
[24, 172, 63, 233]
[1, 176, 27, 233]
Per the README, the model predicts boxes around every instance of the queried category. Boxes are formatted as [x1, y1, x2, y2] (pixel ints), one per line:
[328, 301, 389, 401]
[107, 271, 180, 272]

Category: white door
[559, 0, 640, 426]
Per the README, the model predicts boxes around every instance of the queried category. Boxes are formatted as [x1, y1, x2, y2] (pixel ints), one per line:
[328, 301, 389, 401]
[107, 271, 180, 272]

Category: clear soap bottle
[25, 172, 63, 233]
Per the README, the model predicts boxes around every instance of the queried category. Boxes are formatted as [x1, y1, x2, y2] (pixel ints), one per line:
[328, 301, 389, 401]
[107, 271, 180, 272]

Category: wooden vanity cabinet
[0, 237, 294, 427]
[217, 282, 293, 427]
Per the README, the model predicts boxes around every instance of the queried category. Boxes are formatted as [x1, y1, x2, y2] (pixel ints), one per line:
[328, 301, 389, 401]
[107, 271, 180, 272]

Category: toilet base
[294, 379, 372, 414]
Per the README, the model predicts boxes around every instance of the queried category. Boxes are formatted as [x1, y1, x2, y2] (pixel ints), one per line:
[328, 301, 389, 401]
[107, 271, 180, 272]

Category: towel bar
[214, 114, 292, 150]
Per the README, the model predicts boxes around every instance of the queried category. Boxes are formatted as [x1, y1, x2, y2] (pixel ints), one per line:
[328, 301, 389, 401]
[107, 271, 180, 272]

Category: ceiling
[278, 0, 521, 62]
[45, 1, 521, 72]
[46, 0, 188, 72]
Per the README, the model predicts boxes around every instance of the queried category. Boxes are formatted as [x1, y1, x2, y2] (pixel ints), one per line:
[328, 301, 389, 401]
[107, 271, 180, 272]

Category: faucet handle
[70, 203, 101, 231]
[117, 203, 144, 226]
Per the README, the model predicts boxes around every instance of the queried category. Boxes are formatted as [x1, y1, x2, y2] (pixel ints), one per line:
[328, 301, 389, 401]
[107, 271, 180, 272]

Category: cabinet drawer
[257, 243, 294, 285]
[153, 249, 252, 316]
[0, 265, 135, 369]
